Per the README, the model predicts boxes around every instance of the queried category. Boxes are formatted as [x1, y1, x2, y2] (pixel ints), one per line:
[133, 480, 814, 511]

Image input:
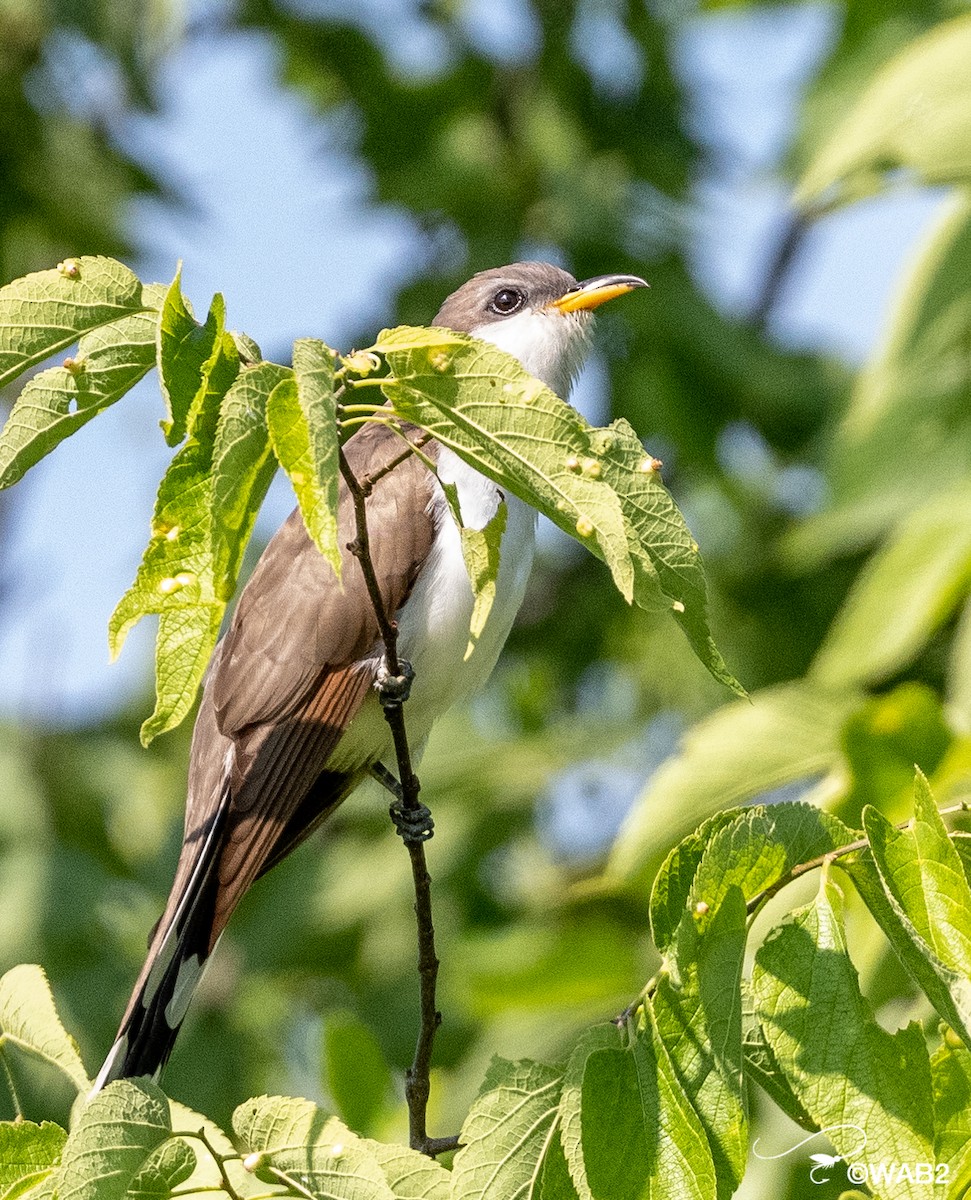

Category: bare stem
[337, 439, 449, 1157]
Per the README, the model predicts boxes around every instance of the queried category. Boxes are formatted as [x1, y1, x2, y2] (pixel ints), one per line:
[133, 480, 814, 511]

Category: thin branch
[337, 439, 450, 1157]
[748, 211, 809, 331]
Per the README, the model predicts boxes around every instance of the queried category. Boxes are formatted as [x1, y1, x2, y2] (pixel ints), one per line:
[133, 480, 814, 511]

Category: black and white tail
[92, 807, 227, 1091]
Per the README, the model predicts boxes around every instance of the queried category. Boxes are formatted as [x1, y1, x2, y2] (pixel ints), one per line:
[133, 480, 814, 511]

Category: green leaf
[605, 683, 858, 888]
[109, 330, 241, 744]
[560, 1022, 715, 1200]
[0, 965, 88, 1113]
[451, 1058, 564, 1199]
[125, 1138, 196, 1198]
[931, 1038, 971, 1184]
[786, 193, 971, 570]
[322, 1011, 394, 1137]
[232, 1095, 395, 1199]
[439, 478, 508, 658]
[268, 337, 340, 576]
[753, 873, 935, 1198]
[810, 486, 971, 689]
[689, 802, 857, 919]
[0, 287, 162, 491]
[53, 1080, 172, 1200]
[845, 772, 971, 1043]
[653, 888, 747, 1198]
[157, 266, 224, 446]
[167, 1097, 260, 1197]
[0, 1122, 65, 1199]
[797, 13, 971, 207]
[211, 361, 290, 602]
[0, 255, 147, 390]
[376, 327, 738, 692]
[360, 1141, 450, 1200]
[741, 1017, 818, 1133]
[649, 808, 745, 953]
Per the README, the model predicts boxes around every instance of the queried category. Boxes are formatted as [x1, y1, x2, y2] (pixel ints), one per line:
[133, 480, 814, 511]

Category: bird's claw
[390, 800, 434, 845]
[375, 659, 415, 708]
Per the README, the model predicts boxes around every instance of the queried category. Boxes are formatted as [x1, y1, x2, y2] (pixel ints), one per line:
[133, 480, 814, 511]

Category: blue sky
[0, 2, 948, 722]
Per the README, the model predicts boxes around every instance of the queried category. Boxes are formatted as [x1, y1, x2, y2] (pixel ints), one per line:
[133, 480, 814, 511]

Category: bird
[93, 261, 647, 1090]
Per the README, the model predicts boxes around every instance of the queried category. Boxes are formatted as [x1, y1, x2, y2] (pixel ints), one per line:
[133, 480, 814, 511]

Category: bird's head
[433, 261, 648, 399]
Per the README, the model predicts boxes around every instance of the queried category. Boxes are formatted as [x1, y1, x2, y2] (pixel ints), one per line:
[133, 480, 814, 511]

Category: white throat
[471, 308, 592, 400]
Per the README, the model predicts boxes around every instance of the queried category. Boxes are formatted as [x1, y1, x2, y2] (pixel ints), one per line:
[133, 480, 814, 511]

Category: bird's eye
[488, 288, 525, 316]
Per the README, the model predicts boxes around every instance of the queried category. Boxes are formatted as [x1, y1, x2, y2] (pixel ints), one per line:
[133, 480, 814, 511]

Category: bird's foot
[374, 659, 414, 709]
[390, 799, 435, 845]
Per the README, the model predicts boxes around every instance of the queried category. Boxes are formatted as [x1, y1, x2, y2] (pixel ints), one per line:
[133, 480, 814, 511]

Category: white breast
[328, 447, 536, 771]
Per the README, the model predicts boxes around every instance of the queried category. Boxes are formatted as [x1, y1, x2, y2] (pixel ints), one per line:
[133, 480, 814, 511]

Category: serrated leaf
[0, 289, 162, 490]
[0, 965, 88, 1108]
[649, 808, 745, 953]
[606, 683, 858, 888]
[125, 1138, 196, 1198]
[268, 337, 340, 575]
[157, 266, 224, 446]
[0, 256, 147, 390]
[753, 874, 935, 1200]
[232, 1095, 394, 1200]
[797, 14, 971, 208]
[167, 1097, 261, 1197]
[653, 888, 747, 1198]
[560, 1022, 715, 1200]
[0, 1121, 65, 1199]
[109, 330, 241, 744]
[451, 1058, 564, 1200]
[53, 1080, 171, 1200]
[931, 1039, 971, 1185]
[844, 772, 971, 1044]
[376, 327, 737, 694]
[360, 1141, 450, 1200]
[741, 1018, 817, 1133]
[689, 802, 857, 919]
[439, 478, 508, 659]
[210, 361, 290, 602]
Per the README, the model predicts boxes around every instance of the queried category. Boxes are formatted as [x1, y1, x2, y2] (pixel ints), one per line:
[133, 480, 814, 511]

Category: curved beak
[549, 273, 649, 314]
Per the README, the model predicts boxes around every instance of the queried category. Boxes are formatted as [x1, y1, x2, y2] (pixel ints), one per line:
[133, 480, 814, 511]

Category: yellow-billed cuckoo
[94, 262, 647, 1090]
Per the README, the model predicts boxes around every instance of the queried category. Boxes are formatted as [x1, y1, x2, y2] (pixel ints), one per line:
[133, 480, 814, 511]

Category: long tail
[92, 805, 228, 1092]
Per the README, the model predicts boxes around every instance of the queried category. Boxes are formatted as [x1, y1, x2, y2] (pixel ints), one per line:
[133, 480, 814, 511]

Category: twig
[748, 211, 808, 331]
[337, 440, 449, 1157]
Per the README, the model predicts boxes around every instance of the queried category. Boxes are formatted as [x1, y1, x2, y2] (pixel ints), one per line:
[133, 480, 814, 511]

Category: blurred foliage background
[3, 1, 971, 1195]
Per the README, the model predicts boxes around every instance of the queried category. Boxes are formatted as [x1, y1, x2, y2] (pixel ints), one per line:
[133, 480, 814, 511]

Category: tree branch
[337, 440, 451, 1158]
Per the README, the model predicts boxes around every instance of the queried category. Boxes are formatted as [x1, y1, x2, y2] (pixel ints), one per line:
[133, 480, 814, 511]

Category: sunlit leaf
[268, 337, 341, 575]
[753, 874, 935, 1198]
[109, 330, 241, 744]
[797, 14, 971, 207]
[0, 1121, 65, 1199]
[845, 771, 971, 1043]
[451, 1058, 565, 1199]
[607, 685, 857, 889]
[0, 965, 88, 1110]
[232, 1095, 394, 1199]
[53, 1080, 172, 1200]
[376, 326, 739, 694]
[0, 286, 163, 490]
[559, 1022, 715, 1200]
[157, 266, 224, 446]
[0, 255, 147, 390]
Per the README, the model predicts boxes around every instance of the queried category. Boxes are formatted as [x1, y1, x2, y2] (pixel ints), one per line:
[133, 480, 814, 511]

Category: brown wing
[157, 422, 439, 953]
